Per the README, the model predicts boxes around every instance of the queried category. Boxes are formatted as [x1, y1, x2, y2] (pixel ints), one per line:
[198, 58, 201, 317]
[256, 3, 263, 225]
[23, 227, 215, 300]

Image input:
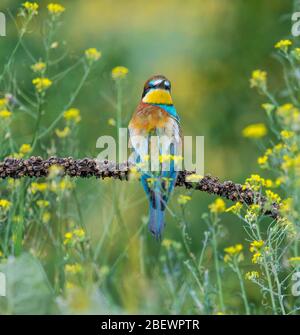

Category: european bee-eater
[129, 75, 182, 239]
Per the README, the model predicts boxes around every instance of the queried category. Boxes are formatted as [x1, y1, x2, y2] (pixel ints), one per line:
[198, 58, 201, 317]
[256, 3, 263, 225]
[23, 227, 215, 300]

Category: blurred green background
[0, 0, 295, 313]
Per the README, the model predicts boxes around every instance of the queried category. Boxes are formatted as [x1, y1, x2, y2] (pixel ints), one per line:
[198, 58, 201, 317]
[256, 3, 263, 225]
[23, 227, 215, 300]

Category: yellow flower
[264, 179, 273, 188]
[249, 204, 260, 213]
[0, 110, 12, 119]
[277, 103, 294, 114]
[42, 212, 51, 224]
[32, 77, 52, 92]
[63, 108, 81, 123]
[0, 251, 3, 258]
[252, 252, 262, 264]
[30, 182, 48, 194]
[64, 232, 73, 240]
[55, 126, 71, 138]
[265, 190, 281, 204]
[224, 244, 243, 263]
[257, 155, 268, 166]
[244, 174, 265, 191]
[274, 143, 285, 153]
[209, 198, 226, 213]
[85, 48, 101, 62]
[36, 200, 50, 208]
[224, 244, 243, 255]
[65, 263, 83, 274]
[64, 228, 85, 244]
[250, 70, 267, 90]
[47, 3, 65, 15]
[242, 123, 267, 138]
[177, 194, 192, 205]
[226, 202, 243, 214]
[0, 199, 11, 210]
[19, 143, 32, 155]
[245, 271, 259, 280]
[250, 240, 264, 253]
[108, 118, 116, 126]
[162, 239, 173, 249]
[112, 66, 129, 79]
[22, 2, 39, 15]
[280, 130, 294, 139]
[31, 62, 46, 73]
[274, 39, 292, 52]
[73, 228, 85, 238]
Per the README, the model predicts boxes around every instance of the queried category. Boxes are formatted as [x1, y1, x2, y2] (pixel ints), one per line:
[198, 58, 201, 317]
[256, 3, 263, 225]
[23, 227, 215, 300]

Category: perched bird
[129, 75, 182, 239]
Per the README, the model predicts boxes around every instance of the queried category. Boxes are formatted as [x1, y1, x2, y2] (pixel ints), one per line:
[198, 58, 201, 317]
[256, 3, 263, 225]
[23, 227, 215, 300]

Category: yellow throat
[142, 89, 173, 105]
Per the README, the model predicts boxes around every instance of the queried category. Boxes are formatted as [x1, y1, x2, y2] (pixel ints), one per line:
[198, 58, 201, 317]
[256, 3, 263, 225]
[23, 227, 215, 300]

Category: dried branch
[0, 156, 280, 219]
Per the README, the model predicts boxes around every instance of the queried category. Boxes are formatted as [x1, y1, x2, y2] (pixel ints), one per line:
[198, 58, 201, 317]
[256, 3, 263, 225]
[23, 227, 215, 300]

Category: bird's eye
[164, 81, 171, 90]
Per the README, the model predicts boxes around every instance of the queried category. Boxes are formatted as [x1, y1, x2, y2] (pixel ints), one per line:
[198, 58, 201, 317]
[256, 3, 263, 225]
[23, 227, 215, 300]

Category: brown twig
[0, 156, 280, 219]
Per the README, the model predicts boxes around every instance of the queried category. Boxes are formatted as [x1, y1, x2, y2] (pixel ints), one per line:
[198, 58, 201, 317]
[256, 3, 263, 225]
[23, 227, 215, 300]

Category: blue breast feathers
[156, 104, 180, 122]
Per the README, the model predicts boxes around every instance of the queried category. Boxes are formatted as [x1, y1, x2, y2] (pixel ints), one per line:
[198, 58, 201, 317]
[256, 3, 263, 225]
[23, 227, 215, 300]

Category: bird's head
[142, 75, 173, 105]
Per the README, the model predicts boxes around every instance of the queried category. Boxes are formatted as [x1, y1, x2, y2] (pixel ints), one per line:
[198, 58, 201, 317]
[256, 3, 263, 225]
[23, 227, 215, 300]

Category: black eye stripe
[142, 79, 171, 97]
[142, 87, 151, 97]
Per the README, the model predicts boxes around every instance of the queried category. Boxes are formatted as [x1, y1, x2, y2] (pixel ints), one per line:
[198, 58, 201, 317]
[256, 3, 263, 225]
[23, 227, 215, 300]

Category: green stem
[116, 80, 123, 132]
[13, 184, 27, 256]
[262, 256, 278, 314]
[282, 62, 299, 106]
[270, 259, 286, 315]
[264, 89, 279, 107]
[38, 65, 91, 140]
[180, 206, 203, 278]
[211, 217, 225, 312]
[31, 94, 44, 151]
[0, 39, 22, 85]
[256, 225, 278, 314]
[234, 260, 251, 315]
[0, 14, 32, 84]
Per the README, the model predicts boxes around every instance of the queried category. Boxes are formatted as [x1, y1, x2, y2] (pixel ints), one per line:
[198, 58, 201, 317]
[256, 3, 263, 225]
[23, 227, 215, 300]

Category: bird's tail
[148, 190, 166, 240]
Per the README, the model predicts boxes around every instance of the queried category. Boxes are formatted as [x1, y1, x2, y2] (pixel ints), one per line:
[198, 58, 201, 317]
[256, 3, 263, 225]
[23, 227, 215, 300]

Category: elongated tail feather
[148, 191, 166, 240]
